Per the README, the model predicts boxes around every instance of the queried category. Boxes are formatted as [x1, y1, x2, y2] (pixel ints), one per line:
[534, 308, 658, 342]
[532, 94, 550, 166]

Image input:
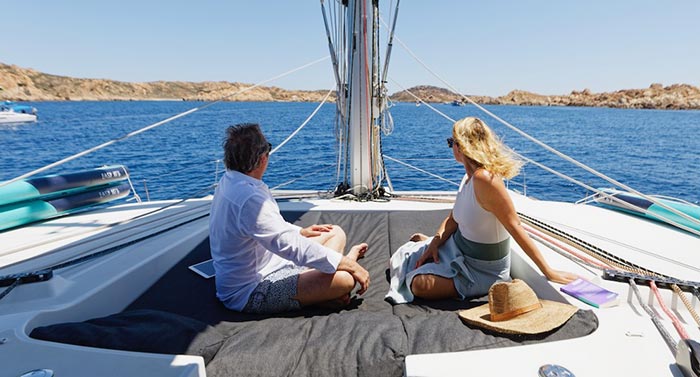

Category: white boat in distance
[0, 109, 37, 124]
[0, 101, 38, 124]
[1, 2, 698, 377]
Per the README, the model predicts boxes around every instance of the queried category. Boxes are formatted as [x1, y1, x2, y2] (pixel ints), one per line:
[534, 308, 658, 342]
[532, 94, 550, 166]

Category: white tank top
[452, 173, 510, 244]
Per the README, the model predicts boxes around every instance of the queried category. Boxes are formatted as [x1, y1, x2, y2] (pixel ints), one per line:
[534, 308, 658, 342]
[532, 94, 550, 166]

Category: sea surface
[1, 101, 699, 205]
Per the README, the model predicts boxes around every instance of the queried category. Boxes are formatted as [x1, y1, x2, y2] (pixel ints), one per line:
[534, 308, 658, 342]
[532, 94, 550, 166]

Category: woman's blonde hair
[452, 117, 523, 179]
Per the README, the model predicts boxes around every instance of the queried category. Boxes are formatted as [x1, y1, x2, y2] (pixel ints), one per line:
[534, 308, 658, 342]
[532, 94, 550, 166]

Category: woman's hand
[415, 242, 439, 268]
[544, 269, 579, 285]
[300, 224, 333, 238]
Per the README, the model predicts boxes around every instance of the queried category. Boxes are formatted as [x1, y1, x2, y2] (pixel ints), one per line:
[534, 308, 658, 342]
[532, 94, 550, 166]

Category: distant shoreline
[2, 63, 699, 110]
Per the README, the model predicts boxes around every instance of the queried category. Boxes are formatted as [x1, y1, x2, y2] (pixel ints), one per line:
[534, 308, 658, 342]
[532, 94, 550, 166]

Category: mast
[321, 0, 399, 198]
[345, 0, 377, 196]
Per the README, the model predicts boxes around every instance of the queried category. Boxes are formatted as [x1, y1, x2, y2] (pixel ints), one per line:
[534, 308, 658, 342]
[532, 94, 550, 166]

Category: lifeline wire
[383, 155, 460, 187]
[270, 89, 334, 155]
[378, 4, 698, 338]
[389, 78, 700, 236]
[1, 56, 330, 188]
[391, 33, 700, 234]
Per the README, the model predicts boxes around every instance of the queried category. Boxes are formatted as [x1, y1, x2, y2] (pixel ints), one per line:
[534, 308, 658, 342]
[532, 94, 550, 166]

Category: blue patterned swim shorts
[243, 265, 307, 314]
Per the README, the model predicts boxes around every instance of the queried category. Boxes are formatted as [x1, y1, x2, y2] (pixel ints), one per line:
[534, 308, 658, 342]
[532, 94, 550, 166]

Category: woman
[399, 117, 576, 301]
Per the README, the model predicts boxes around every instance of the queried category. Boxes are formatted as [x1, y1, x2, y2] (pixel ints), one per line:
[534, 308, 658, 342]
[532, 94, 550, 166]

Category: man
[210, 123, 370, 313]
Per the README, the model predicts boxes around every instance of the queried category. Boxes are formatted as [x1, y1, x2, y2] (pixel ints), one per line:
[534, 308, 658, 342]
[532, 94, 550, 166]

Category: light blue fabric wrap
[385, 234, 511, 304]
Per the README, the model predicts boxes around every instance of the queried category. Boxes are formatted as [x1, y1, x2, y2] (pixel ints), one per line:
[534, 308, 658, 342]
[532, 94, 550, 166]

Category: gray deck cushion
[206, 311, 406, 377]
[30, 309, 225, 364]
[34, 207, 597, 377]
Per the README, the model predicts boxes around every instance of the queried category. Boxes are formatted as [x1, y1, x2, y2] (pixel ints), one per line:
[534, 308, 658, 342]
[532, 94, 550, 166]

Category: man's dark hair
[223, 123, 270, 173]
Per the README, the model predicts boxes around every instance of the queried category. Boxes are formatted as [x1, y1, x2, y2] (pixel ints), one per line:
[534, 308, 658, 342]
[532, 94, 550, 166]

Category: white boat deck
[0, 199, 212, 377]
[407, 193, 700, 377]
[0, 193, 698, 376]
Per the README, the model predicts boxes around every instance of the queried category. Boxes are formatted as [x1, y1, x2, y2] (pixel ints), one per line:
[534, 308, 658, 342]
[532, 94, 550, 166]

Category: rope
[537, 216, 700, 275]
[395, 77, 700, 235]
[521, 223, 612, 270]
[1, 56, 330, 188]
[629, 279, 679, 355]
[520, 212, 700, 338]
[673, 284, 700, 327]
[524, 230, 603, 276]
[0, 279, 20, 301]
[519, 212, 658, 276]
[389, 78, 625, 206]
[270, 89, 333, 155]
[383, 155, 460, 187]
[388, 78, 456, 123]
[650, 281, 691, 340]
[125, 174, 142, 203]
[270, 164, 336, 191]
[387, 27, 700, 233]
[386, 32, 700, 333]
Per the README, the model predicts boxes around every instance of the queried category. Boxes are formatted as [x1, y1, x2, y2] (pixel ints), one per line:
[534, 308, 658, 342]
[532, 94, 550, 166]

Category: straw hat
[458, 279, 578, 335]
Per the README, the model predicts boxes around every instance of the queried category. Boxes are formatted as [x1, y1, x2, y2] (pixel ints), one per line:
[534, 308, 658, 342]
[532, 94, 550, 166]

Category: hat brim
[458, 299, 578, 335]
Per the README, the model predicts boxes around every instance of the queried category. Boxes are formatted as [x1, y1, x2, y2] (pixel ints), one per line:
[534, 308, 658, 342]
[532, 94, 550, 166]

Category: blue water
[1, 101, 699, 204]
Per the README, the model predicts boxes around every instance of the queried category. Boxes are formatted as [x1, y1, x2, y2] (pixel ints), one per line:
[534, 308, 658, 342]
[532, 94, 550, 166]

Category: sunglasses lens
[447, 138, 454, 148]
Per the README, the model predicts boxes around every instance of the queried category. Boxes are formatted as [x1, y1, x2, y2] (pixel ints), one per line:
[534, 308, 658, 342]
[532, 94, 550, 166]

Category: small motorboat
[0, 101, 38, 124]
[3, 101, 38, 115]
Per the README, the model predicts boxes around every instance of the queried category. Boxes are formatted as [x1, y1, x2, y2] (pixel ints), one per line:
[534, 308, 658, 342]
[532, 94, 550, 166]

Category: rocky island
[2, 63, 699, 110]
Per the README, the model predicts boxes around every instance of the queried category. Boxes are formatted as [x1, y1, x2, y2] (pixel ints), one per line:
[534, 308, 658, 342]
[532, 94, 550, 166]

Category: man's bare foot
[347, 243, 368, 261]
[409, 233, 429, 242]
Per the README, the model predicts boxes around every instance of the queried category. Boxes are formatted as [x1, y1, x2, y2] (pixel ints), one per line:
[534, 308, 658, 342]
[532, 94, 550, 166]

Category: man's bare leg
[307, 225, 347, 253]
[295, 243, 368, 307]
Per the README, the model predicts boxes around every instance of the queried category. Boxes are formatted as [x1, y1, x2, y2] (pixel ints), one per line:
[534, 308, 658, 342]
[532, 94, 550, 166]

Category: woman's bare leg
[410, 274, 458, 300]
[409, 233, 429, 242]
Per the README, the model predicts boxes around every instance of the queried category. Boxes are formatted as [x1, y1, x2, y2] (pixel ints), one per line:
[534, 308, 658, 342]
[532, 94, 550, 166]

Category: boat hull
[0, 111, 37, 124]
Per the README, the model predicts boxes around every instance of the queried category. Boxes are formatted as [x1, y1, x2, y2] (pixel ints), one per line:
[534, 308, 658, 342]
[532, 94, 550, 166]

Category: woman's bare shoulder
[472, 169, 508, 198]
[472, 168, 496, 184]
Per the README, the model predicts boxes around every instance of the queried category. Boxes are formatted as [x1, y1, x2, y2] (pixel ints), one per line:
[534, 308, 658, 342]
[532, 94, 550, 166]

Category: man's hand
[337, 243, 370, 295]
[300, 224, 333, 238]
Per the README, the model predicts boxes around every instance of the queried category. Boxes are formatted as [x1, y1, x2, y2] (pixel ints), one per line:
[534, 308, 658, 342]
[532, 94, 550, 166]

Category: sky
[1, 0, 698, 97]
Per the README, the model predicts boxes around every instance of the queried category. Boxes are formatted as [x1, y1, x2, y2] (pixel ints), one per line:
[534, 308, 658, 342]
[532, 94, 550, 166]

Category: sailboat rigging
[0, 1, 699, 377]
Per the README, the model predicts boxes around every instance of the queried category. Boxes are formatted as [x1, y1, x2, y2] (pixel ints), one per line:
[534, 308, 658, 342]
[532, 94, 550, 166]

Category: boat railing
[383, 29, 700, 236]
[0, 57, 331, 192]
[133, 159, 224, 202]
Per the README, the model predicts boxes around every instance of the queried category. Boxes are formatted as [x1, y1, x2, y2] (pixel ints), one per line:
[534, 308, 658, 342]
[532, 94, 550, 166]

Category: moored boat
[0, 101, 38, 124]
[3, 101, 38, 115]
